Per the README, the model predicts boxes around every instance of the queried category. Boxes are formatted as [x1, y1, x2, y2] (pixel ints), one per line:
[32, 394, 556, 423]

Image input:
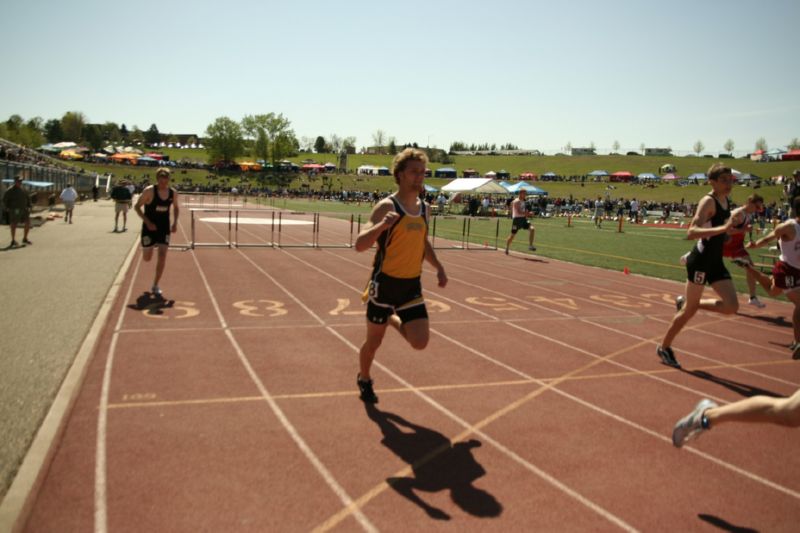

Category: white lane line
[296, 246, 800, 500]
[184, 221, 377, 532]
[95, 251, 143, 533]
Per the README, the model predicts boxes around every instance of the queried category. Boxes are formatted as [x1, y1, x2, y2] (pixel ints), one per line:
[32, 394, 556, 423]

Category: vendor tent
[496, 169, 511, 179]
[637, 173, 660, 180]
[587, 170, 608, 177]
[441, 178, 509, 195]
[463, 168, 479, 177]
[484, 171, 497, 178]
[686, 173, 707, 182]
[506, 182, 548, 195]
[782, 149, 800, 161]
[434, 167, 458, 178]
[659, 164, 676, 173]
[661, 173, 681, 181]
[423, 184, 438, 192]
[519, 172, 537, 180]
[609, 171, 633, 182]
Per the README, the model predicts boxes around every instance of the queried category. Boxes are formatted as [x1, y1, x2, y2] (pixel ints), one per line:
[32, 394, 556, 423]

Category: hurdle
[464, 217, 500, 250]
[234, 210, 276, 248]
[189, 208, 233, 249]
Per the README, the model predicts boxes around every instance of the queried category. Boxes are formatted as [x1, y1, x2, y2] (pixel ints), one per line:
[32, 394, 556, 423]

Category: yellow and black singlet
[370, 195, 428, 280]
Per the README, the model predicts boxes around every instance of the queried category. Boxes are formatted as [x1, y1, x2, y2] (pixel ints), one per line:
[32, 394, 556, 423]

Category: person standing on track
[672, 389, 800, 447]
[134, 168, 180, 298]
[354, 148, 447, 403]
[656, 164, 738, 368]
[504, 189, 536, 254]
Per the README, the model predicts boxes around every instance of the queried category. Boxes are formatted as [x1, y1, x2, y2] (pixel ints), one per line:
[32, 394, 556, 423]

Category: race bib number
[693, 271, 706, 284]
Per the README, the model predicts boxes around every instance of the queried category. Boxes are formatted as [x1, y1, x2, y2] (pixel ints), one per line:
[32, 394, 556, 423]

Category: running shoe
[357, 374, 378, 403]
[528, 245, 537, 251]
[10, 240, 18, 248]
[748, 297, 766, 309]
[22, 238, 32, 245]
[656, 345, 681, 368]
[151, 285, 163, 298]
[504, 247, 509, 255]
[672, 399, 718, 448]
[675, 295, 685, 312]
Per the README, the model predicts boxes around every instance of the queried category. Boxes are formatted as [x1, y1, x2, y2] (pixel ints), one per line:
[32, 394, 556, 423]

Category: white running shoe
[748, 297, 766, 309]
[675, 295, 685, 312]
[672, 399, 718, 448]
[151, 285, 163, 298]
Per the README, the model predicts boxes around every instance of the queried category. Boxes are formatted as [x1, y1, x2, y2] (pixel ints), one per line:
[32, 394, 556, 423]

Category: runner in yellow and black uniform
[362, 194, 429, 325]
[354, 148, 447, 403]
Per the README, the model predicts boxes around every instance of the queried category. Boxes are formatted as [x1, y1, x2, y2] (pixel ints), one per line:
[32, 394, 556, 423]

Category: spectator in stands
[3, 176, 33, 247]
[788, 169, 800, 218]
[59, 183, 78, 224]
[110, 179, 133, 232]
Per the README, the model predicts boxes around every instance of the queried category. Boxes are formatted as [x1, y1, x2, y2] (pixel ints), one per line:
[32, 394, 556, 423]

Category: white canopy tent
[440, 178, 509, 195]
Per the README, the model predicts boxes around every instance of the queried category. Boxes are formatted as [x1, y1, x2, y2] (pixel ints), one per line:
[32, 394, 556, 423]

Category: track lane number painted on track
[141, 300, 200, 320]
[329, 298, 451, 315]
[233, 299, 288, 317]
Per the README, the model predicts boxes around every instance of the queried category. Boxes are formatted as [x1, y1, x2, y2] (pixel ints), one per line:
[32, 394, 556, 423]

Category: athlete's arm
[135, 187, 156, 231]
[354, 200, 397, 252]
[171, 190, 180, 233]
[686, 196, 733, 240]
[748, 221, 794, 249]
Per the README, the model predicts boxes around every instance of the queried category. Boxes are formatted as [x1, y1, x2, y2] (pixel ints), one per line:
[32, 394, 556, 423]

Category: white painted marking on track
[181, 222, 378, 533]
[95, 249, 144, 533]
[199, 216, 312, 225]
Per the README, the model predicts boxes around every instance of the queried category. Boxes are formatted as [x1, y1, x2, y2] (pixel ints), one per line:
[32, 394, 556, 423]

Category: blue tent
[587, 170, 608, 177]
[637, 173, 659, 180]
[498, 181, 513, 190]
[541, 172, 557, 177]
[423, 184, 438, 192]
[686, 173, 708, 182]
[434, 167, 458, 178]
[2, 179, 55, 188]
[506, 182, 548, 195]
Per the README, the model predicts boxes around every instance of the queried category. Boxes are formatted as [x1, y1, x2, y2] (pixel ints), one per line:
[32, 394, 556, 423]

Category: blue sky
[2, 0, 797, 154]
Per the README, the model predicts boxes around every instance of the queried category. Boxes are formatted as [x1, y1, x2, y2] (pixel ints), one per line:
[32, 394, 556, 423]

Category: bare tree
[612, 140, 620, 153]
[329, 134, 342, 153]
[755, 137, 768, 152]
[693, 140, 704, 156]
[372, 130, 386, 153]
[788, 137, 799, 150]
[640, 142, 645, 154]
[565, 141, 572, 154]
[724, 139, 735, 154]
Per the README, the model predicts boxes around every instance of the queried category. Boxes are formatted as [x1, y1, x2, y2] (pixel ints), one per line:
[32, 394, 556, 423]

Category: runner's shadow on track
[697, 513, 758, 532]
[681, 369, 781, 398]
[516, 256, 548, 264]
[127, 292, 175, 315]
[364, 403, 502, 521]
[736, 312, 791, 328]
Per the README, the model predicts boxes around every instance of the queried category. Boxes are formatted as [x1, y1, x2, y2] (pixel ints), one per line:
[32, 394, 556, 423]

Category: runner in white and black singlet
[134, 168, 180, 298]
[744, 196, 800, 359]
[656, 164, 738, 368]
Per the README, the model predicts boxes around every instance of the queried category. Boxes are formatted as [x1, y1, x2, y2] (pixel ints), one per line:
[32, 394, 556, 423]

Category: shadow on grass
[364, 403, 502, 521]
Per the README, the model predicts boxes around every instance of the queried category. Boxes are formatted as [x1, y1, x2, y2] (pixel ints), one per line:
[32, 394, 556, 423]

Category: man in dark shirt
[2, 176, 32, 247]
[110, 179, 133, 232]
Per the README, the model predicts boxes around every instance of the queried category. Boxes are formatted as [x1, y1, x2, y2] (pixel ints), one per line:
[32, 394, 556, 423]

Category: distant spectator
[110, 179, 133, 232]
[3, 176, 33, 247]
[92, 183, 99, 202]
[59, 183, 78, 224]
